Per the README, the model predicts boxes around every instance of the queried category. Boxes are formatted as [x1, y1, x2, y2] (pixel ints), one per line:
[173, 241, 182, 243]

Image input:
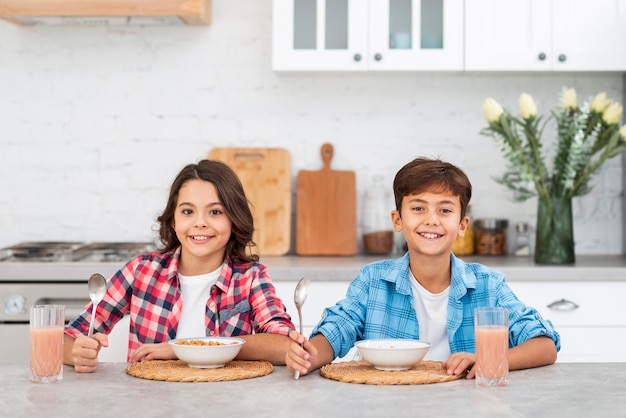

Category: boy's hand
[442, 352, 475, 379]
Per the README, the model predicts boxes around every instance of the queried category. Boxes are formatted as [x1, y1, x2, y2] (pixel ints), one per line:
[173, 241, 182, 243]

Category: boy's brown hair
[393, 157, 472, 219]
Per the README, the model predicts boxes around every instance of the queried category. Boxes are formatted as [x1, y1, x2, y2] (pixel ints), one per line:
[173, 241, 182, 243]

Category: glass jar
[474, 219, 508, 256]
[362, 175, 394, 254]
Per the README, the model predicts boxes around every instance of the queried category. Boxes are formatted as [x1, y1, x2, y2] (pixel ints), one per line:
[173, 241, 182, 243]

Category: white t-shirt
[409, 270, 451, 361]
[175, 267, 222, 339]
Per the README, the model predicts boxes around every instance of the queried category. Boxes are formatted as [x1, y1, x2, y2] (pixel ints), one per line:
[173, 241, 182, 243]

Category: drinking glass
[474, 307, 509, 387]
[30, 304, 65, 383]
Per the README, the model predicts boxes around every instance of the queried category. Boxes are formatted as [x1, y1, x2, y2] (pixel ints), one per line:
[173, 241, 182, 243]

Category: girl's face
[391, 191, 469, 258]
[173, 179, 232, 275]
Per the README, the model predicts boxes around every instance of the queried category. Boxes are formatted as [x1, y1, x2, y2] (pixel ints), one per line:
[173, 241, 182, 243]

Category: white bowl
[355, 338, 431, 371]
[168, 337, 245, 368]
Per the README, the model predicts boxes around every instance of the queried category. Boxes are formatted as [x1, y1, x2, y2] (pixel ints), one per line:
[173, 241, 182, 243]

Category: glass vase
[534, 196, 575, 265]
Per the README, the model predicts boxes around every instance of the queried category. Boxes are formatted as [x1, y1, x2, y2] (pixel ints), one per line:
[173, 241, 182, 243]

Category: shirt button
[209, 302, 215, 309]
[210, 331, 215, 336]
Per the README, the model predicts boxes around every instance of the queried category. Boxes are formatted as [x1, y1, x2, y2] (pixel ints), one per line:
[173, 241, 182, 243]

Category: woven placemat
[320, 360, 466, 385]
[126, 360, 273, 382]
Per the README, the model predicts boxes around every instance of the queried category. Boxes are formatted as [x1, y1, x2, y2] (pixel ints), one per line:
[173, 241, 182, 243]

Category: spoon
[87, 273, 107, 338]
[293, 277, 310, 380]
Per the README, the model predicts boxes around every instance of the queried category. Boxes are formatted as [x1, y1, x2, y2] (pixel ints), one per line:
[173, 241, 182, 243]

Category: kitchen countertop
[1, 254, 626, 282]
[4, 362, 625, 417]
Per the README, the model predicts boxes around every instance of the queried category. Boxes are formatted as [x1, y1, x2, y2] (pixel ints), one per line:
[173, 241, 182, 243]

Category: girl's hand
[285, 330, 318, 377]
[130, 342, 177, 363]
[72, 333, 108, 373]
[442, 352, 476, 379]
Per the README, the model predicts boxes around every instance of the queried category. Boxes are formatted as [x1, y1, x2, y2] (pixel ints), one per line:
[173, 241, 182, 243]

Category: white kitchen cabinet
[508, 281, 626, 362]
[272, 0, 463, 71]
[273, 280, 349, 337]
[465, 0, 626, 71]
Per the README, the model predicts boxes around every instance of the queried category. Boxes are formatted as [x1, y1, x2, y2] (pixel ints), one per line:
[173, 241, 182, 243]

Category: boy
[286, 157, 560, 378]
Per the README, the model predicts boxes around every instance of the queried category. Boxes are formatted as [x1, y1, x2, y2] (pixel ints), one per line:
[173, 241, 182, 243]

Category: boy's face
[391, 190, 469, 257]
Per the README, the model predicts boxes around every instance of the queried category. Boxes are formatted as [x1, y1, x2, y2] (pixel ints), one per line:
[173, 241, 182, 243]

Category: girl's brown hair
[156, 160, 258, 264]
[393, 157, 472, 219]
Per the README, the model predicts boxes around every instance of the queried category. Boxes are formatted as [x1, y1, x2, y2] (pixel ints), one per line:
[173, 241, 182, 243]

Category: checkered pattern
[313, 253, 561, 359]
[65, 248, 294, 361]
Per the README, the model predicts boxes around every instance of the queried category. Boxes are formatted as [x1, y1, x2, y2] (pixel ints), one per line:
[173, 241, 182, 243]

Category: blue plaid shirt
[312, 253, 561, 358]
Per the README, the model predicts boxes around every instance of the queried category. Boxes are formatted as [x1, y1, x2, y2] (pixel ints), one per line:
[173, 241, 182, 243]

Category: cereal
[174, 339, 238, 346]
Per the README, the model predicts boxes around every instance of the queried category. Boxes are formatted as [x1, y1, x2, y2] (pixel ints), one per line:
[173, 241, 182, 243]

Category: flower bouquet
[481, 88, 626, 264]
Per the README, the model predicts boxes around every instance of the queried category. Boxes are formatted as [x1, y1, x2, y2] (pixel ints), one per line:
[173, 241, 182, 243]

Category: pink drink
[30, 304, 65, 383]
[474, 307, 509, 387]
[30, 327, 64, 381]
[475, 327, 508, 381]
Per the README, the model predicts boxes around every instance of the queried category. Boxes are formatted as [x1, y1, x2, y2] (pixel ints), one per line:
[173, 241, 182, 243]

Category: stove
[0, 241, 154, 263]
[0, 241, 155, 362]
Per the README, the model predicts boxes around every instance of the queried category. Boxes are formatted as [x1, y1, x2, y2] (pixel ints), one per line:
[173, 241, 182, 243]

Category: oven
[0, 242, 154, 362]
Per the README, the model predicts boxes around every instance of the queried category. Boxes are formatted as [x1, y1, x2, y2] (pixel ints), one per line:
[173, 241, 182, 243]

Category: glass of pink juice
[474, 307, 509, 387]
[30, 305, 65, 383]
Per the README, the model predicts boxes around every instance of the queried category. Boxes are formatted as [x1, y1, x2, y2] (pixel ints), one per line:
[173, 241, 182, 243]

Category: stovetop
[0, 241, 155, 263]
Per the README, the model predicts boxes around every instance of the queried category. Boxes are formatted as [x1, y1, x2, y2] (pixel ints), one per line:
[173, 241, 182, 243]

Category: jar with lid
[513, 222, 532, 256]
[474, 219, 508, 256]
[361, 175, 394, 254]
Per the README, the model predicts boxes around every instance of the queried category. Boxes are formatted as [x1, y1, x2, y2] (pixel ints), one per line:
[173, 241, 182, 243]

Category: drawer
[555, 327, 626, 362]
[507, 282, 626, 327]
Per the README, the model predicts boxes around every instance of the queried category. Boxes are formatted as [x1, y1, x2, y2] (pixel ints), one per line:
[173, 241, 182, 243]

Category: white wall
[0, 1, 623, 255]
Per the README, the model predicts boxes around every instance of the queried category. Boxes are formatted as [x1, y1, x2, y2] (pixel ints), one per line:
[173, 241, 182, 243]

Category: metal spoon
[293, 277, 310, 380]
[87, 273, 107, 338]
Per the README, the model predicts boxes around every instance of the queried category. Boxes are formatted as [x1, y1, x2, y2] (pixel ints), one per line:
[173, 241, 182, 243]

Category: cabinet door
[552, 0, 626, 71]
[368, 0, 463, 71]
[272, 0, 368, 71]
[465, 0, 552, 71]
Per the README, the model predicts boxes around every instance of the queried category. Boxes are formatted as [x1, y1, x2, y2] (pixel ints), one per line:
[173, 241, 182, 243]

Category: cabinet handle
[538, 52, 546, 61]
[353, 53, 362, 62]
[558, 54, 567, 62]
[374, 53, 382, 61]
[547, 298, 579, 311]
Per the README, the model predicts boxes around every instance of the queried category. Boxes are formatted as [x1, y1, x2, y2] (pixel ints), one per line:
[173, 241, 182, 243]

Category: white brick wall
[0, 1, 623, 254]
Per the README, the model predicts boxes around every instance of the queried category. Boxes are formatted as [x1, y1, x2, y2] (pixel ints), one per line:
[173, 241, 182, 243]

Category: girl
[64, 160, 295, 373]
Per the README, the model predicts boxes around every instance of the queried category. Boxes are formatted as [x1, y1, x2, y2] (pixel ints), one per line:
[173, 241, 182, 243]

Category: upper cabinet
[465, 0, 626, 71]
[272, 0, 464, 71]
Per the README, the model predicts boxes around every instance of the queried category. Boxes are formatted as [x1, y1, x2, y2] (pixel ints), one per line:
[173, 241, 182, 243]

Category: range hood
[0, 0, 211, 26]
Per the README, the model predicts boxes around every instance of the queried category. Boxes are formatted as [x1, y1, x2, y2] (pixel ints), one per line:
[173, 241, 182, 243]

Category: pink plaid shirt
[65, 248, 295, 361]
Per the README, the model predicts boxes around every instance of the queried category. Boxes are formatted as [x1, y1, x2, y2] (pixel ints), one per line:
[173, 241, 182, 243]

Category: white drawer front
[555, 327, 626, 362]
[507, 282, 626, 327]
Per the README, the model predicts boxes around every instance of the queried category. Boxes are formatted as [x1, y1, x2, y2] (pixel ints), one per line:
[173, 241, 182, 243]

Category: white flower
[591, 92, 611, 113]
[518, 93, 537, 120]
[559, 88, 577, 110]
[602, 102, 623, 125]
[620, 125, 626, 139]
[482, 98, 504, 123]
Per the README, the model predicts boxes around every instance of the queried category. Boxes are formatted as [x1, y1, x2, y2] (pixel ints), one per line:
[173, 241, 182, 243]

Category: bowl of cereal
[354, 338, 431, 371]
[168, 337, 246, 368]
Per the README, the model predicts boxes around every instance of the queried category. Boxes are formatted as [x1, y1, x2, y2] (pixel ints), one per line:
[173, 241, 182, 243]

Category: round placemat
[320, 360, 466, 385]
[126, 360, 273, 382]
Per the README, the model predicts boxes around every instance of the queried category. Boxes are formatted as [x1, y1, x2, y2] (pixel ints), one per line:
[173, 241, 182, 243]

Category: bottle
[514, 222, 532, 256]
[362, 175, 394, 254]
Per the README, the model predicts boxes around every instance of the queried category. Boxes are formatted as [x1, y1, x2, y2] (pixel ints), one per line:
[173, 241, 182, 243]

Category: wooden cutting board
[208, 147, 291, 256]
[296, 143, 357, 255]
